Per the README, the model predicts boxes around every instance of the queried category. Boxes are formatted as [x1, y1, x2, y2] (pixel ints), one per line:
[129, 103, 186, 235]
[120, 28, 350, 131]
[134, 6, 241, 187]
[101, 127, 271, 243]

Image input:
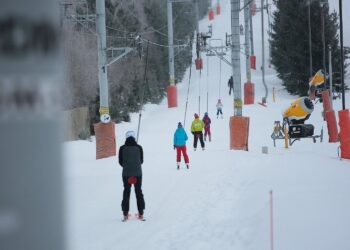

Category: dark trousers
[193, 131, 205, 148]
[121, 176, 145, 215]
[229, 87, 233, 95]
[217, 109, 223, 116]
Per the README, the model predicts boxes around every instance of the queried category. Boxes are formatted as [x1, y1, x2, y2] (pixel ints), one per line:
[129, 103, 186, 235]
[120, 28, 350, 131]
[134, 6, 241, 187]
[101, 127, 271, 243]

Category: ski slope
[64, 1, 350, 250]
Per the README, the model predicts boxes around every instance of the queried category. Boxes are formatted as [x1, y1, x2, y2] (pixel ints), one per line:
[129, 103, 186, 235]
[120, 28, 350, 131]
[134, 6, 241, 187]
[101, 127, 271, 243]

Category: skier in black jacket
[118, 130, 145, 221]
[228, 76, 234, 95]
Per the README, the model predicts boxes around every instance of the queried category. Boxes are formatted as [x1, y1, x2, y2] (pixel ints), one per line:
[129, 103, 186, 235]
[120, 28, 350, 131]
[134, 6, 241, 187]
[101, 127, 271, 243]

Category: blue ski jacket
[173, 127, 188, 146]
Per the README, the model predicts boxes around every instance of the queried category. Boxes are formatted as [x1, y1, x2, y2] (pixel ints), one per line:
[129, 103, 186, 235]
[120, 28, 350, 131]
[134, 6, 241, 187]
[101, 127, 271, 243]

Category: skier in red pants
[173, 122, 189, 170]
[202, 112, 212, 142]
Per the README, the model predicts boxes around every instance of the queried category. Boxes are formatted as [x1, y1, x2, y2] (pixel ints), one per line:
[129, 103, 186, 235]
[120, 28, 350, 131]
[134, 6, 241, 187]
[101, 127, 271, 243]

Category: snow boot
[204, 135, 207, 141]
[122, 213, 130, 222]
[186, 164, 189, 169]
[194, 148, 197, 151]
[135, 213, 146, 221]
[177, 162, 180, 170]
[209, 135, 211, 142]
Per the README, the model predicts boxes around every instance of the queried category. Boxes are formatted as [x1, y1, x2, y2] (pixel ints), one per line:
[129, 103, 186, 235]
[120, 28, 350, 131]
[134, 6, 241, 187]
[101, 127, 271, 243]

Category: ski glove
[173, 145, 176, 150]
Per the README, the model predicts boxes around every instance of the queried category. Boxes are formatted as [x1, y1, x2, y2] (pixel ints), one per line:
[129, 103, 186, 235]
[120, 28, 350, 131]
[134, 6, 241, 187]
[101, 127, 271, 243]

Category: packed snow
[64, 1, 350, 249]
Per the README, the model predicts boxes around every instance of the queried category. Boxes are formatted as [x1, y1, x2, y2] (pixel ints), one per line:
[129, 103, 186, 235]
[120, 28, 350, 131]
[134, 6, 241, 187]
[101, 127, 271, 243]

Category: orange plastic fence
[338, 109, 350, 159]
[244, 82, 255, 105]
[94, 122, 116, 160]
[167, 85, 178, 108]
[325, 110, 339, 143]
[229, 116, 250, 151]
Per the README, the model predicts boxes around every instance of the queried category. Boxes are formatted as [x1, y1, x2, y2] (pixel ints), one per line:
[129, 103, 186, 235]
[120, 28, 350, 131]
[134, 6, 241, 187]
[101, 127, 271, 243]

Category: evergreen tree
[270, 0, 349, 96]
[69, 0, 209, 124]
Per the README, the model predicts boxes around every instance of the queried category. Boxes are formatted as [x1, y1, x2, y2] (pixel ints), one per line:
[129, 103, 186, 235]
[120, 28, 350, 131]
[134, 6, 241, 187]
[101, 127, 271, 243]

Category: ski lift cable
[206, 55, 209, 113]
[105, 2, 189, 37]
[183, 40, 194, 128]
[136, 40, 150, 142]
[140, 38, 189, 48]
[146, 27, 188, 43]
[106, 25, 187, 44]
[219, 55, 222, 99]
[198, 62, 202, 116]
[239, 0, 255, 11]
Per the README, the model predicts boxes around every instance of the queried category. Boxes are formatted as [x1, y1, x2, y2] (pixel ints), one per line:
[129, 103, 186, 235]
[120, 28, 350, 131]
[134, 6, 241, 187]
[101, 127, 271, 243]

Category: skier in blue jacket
[173, 122, 190, 170]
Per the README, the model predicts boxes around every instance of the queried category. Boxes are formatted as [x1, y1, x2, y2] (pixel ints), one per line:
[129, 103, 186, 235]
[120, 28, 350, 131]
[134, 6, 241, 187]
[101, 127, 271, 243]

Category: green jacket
[191, 118, 205, 132]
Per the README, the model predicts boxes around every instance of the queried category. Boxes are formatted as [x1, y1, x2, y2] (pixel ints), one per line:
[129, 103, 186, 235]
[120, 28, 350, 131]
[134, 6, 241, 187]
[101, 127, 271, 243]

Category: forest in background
[61, 0, 210, 126]
[270, 0, 349, 96]
[61, 0, 349, 131]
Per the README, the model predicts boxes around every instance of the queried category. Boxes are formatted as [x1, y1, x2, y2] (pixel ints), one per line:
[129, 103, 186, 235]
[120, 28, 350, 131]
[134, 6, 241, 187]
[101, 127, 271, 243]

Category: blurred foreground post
[0, 1, 64, 249]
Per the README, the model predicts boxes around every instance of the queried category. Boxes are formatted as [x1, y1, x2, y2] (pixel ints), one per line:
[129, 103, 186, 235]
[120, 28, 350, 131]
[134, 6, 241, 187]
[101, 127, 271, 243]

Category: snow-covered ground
[63, 1, 350, 249]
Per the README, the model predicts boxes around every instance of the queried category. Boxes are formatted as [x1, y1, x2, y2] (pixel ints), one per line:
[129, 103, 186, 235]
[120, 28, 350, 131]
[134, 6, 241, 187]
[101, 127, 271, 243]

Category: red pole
[270, 190, 274, 250]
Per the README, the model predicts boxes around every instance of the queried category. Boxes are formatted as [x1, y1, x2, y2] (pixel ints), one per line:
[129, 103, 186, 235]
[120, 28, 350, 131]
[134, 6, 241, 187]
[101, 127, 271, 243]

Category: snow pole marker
[270, 190, 274, 250]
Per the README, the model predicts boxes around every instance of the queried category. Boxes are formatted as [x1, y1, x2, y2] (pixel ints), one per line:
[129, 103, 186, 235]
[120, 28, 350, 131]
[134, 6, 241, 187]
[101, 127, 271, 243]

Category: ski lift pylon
[195, 58, 203, 70]
[209, 8, 214, 21]
[216, 5, 221, 15]
[244, 82, 255, 105]
[250, 55, 256, 70]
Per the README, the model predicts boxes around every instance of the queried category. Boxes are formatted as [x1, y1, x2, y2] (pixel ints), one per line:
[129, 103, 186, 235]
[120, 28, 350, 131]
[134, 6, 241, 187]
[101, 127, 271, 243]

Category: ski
[122, 213, 146, 222]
